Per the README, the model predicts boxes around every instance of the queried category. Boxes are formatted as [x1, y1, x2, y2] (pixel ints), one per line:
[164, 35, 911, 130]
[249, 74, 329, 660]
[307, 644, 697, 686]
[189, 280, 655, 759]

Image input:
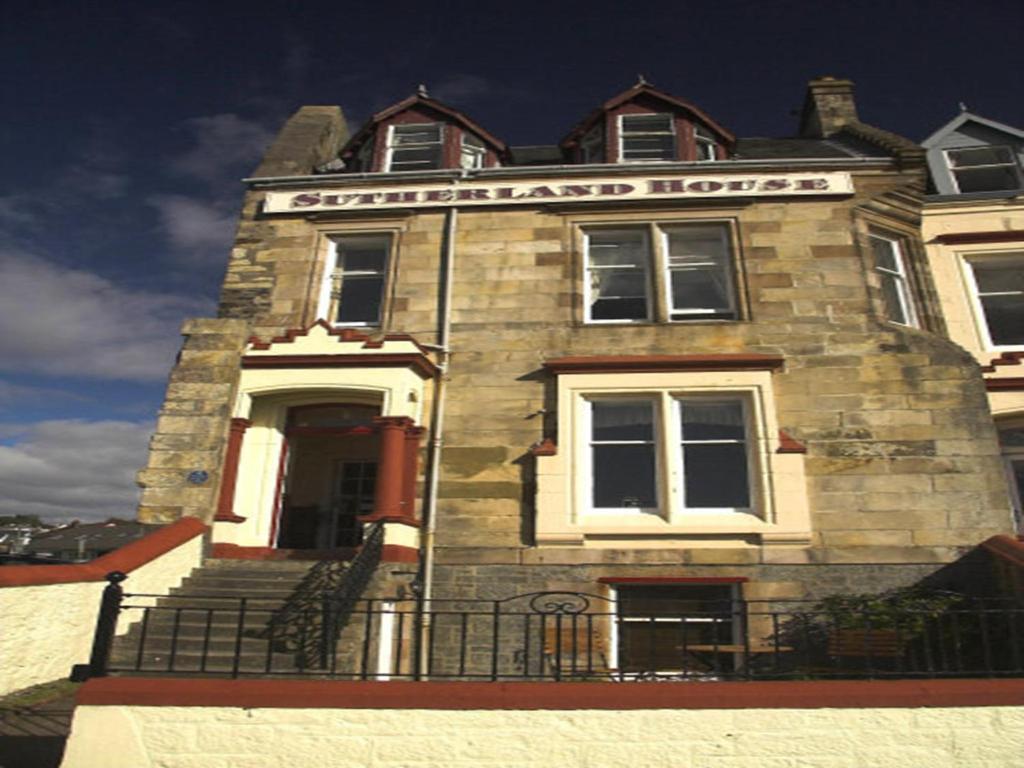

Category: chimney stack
[799, 76, 858, 138]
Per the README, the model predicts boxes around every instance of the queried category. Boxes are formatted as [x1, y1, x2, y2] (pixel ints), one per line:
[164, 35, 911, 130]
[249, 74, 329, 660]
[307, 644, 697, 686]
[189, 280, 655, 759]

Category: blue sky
[1, 0, 1022, 522]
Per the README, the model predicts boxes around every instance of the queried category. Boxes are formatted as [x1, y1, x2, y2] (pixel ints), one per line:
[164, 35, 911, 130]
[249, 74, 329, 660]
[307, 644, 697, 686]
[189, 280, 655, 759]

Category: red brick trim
[543, 354, 785, 375]
[247, 320, 432, 354]
[76, 677, 1024, 710]
[981, 351, 1024, 373]
[214, 418, 251, 523]
[241, 353, 437, 380]
[530, 438, 557, 456]
[380, 545, 419, 563]
[986, 378, 1024, 391]
[0, 518, 207, 587]
[981, 534, 1024, 569]
[598, 577, 749, 585]
[776, 429, 807, 454]
[933, 230, 1024, 245]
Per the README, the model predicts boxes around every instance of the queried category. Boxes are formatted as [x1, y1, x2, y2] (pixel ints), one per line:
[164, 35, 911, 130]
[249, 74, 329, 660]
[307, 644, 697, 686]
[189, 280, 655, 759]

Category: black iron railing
[87, 586, 1024, 681]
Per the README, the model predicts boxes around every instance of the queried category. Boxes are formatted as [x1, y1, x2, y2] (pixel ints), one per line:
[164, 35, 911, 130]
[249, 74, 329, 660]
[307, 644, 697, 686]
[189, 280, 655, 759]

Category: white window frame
[961, 251, 1024, 351]
[583, 228, 654, 324]
[581, 392, 756, 521]
[608, 584, 743, 676]
[460, 132, 486, 170]
[384, 123, 444, 172]
[695, 127, 717, 162]
[944, 145, 1022, 194]
[869, 233, 918, 327]
[582, 221, 739, 325]
[317, 233, 393, 327]
[534, 368, 813, 547]
[618, 113, 677, 163]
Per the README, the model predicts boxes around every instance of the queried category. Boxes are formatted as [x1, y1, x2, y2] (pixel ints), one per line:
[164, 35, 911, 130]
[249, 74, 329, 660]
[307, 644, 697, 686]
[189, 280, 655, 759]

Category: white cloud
[148, 193, 237, 254]
[0, 380, 89, 411]
[0, 250, 212, 382]
[0, 419, 151, 522]
[170, 113, 275, 186]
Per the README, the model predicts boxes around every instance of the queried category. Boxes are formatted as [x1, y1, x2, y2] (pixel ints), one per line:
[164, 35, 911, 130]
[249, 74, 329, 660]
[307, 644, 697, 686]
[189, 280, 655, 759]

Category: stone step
[177, 572, 317, 589]
[202, 559, 326, 572]
[109, 650, 303, 675]
[166, 584, 302, 599]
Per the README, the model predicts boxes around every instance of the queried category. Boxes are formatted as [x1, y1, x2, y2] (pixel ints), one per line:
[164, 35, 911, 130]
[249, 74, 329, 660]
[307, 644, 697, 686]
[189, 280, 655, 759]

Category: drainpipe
[417, 206, 457, 677]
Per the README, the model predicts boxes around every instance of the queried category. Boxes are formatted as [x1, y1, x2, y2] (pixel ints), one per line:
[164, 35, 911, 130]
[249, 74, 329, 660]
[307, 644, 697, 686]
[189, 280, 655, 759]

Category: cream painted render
[60, 703, 1024, 768]
[0, 535, 202, 695]
[534, 369, 811, 548]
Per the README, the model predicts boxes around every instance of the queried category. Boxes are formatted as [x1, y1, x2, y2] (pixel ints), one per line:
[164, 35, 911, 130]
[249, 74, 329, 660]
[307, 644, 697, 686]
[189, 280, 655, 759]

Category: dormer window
[619, 114, 676, 162]
[460, 133, 486, 169]
[386, 123, 443, 172]
[945, 146, 1021, 193]
[695, 126, 717, 162]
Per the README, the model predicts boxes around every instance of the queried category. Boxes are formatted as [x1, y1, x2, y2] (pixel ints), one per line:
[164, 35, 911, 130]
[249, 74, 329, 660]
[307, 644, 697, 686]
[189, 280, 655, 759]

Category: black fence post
[85, 571, 127, 678]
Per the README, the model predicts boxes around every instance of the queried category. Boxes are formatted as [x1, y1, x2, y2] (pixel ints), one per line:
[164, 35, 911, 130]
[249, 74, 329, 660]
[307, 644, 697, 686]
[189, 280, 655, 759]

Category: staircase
[110, 558, 347, 676]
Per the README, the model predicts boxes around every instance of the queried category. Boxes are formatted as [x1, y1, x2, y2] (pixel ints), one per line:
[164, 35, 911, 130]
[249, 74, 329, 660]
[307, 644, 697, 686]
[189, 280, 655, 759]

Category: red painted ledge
[981, 534, 1024, 569]
[76, 677, 1024, 710]
[0, 517, 207, 587]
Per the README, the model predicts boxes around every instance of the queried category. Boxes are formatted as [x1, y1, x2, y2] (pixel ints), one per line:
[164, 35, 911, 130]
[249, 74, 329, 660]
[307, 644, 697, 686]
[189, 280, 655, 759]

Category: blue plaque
[187, 470, 209, 485]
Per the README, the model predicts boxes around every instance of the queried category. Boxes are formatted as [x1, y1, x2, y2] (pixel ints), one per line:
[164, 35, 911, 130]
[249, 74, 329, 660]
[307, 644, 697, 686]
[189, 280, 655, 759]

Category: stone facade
[135, 78, 1015, 609]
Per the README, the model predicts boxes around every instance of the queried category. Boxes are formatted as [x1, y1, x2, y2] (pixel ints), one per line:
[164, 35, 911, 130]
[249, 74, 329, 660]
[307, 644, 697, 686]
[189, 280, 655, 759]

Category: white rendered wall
[62, 703, 1024, 768]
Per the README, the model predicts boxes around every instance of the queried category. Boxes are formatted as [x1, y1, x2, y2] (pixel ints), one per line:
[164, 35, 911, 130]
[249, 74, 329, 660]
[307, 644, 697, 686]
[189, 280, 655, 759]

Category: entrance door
[328, 461, 377, 547]
[274, 403, 380, 550]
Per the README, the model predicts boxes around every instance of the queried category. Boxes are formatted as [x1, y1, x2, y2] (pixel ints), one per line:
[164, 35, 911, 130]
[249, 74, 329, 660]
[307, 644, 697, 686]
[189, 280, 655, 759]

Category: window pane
[591, 297, 649, 320]
[619, 585, 734, 616]
[683, 444, 750, 508]
[948, 147, 1014, 167]
[593, 269, 647, 299]
[955, 167, 1019, 193]
[680, 402, 745, 441]
[623, 136, 675, 159]
[592, 401, 653, 441]
[340, 244, 387, 272]
[622, 114, 674, 132]
[592, 445, 657, 508]
[588, 231, 647, 266]
[670, 269, 731, 313]
[870, 237, 899, 272]
[1000, 428, 1024, 448]
[393, 124, 441, 144]
[979, 294, 1024, 345]
[972, 261, 1024, 294]
[391, 147, 442, 168]
[880, 272, 910, 325]
[618, 623, 732, 672]
[337, 276, 384, 323]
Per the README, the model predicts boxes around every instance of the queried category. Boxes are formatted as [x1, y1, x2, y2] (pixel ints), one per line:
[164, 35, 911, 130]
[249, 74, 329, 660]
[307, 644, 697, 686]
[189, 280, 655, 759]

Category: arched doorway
[274, 403, 380, 550]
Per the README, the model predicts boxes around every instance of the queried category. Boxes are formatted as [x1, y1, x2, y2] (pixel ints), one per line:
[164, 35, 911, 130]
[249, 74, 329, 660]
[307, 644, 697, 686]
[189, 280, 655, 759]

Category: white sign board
[263, 172, 854, 213]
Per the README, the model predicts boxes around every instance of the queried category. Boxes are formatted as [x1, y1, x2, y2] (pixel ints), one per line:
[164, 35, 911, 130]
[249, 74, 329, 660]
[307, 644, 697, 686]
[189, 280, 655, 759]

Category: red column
[401, 427, 426, 521]
[371, 416, 412, 520]
[214, 418, 251, 522]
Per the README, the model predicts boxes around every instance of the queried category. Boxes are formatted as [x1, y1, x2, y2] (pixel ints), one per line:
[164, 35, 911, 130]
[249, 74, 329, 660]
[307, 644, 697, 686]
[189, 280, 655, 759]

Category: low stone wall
[62, 679, 1024, 767]
[0, 519, 207, 695]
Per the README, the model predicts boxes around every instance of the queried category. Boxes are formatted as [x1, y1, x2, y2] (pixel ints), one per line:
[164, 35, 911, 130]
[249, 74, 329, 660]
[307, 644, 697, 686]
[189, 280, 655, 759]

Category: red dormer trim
[562, 83, 735, 162]
[341, 94, 506, 172]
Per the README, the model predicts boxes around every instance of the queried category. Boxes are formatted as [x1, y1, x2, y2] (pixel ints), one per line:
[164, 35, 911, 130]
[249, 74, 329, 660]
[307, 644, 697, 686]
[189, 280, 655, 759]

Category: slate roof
[26, 520, 160, 555]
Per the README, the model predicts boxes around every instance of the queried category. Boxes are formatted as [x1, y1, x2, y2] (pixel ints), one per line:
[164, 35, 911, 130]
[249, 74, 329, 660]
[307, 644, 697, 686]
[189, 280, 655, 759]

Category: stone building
[921, 109, 1024, 532]
[134, 77, 1016, 667]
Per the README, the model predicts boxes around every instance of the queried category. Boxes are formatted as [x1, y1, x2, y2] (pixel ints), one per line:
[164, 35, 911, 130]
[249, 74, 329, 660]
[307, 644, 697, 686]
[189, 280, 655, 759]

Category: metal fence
[85, 586, 1024, 681]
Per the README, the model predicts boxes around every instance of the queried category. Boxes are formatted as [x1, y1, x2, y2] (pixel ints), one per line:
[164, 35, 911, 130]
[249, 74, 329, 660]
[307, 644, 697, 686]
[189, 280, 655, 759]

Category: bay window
[619, 114, 676, 162]
[321, 234, 392, 326]
[386, 123, 443, 171]
[869, 233, 917, 327]
[584, 222, 738, 323]
[964, 253, 1024, 348]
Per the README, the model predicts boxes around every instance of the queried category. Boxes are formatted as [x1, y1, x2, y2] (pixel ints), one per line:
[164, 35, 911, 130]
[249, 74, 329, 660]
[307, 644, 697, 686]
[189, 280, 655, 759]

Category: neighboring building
[133, 77, 1016, 669]
[921, 111, 1024, 533]
[25, 520, 158, 562]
